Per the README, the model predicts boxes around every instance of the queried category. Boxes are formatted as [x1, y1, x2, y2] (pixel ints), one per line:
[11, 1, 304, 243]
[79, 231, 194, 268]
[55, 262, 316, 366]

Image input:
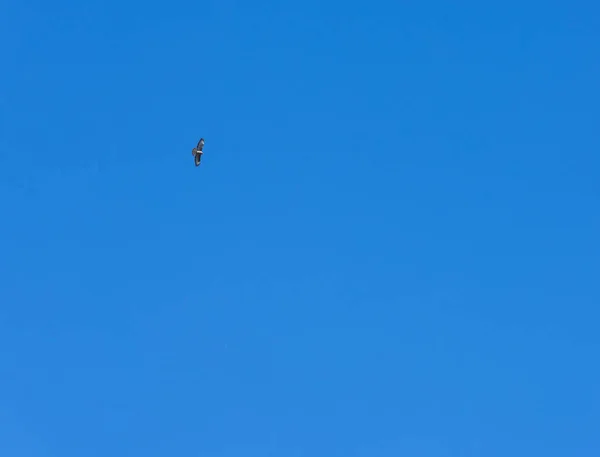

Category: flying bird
[192, 138, 205, 166]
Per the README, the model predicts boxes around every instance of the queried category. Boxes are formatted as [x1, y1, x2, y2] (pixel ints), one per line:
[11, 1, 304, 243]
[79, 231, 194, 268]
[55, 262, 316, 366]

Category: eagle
[192, 138, 205, 166]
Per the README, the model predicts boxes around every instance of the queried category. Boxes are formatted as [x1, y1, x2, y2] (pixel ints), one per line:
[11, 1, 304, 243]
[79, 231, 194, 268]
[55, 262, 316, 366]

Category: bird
[192, 138, 205, 167]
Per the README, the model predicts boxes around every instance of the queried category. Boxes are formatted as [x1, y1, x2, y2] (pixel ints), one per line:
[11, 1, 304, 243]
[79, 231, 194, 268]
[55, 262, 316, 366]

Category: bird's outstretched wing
[196, 138, 205, 151]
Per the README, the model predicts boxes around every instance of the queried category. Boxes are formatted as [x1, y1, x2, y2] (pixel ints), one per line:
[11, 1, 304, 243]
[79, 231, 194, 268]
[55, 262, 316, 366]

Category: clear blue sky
[1, 0, 599, 455]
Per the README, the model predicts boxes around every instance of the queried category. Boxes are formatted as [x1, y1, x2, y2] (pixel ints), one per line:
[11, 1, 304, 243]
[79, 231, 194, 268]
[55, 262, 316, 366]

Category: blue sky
[1, 0, 599, 455]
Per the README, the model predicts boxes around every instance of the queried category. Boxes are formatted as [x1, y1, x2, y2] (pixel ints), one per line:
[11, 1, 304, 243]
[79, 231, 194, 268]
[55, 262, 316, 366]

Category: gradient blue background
[1, 1, 599, 455]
